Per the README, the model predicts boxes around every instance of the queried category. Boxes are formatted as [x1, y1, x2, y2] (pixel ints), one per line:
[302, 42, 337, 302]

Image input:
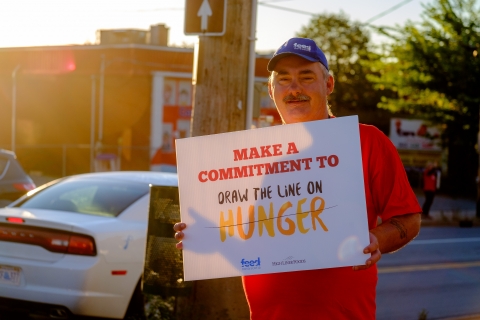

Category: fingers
[353, 232, 381, 271]
[173, 222, 186, 250]
[352, 264, 369, 271]
[367, 248, 381, 266]
[174, 222, 186, 240]
[174, 230, 184, 241]
[353, 248, 381, 271]
[363, 241, 378, 254]
[174, 222, 186, 232]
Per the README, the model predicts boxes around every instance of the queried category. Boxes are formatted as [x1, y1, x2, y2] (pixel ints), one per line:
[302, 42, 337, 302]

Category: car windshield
[14, 178, 149, 217]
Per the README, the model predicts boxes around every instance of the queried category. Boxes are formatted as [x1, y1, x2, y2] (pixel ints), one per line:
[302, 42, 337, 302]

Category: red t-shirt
[242, 124, 422, 320]
[423, 170, 437, 191]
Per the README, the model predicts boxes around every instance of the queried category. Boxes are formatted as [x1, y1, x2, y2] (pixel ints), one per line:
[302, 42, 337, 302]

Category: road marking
[378, 261, 480, 274]
[409, 237, 480, 245]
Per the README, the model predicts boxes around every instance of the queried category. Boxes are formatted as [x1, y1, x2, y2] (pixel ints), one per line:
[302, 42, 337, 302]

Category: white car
[0, 171, 178, 319]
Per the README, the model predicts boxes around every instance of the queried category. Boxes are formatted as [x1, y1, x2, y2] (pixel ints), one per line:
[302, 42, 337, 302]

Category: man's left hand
[353, 232, 381, 271]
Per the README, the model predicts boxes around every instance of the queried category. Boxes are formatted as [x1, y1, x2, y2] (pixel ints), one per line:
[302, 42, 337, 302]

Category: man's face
[268, 55, 334, 124]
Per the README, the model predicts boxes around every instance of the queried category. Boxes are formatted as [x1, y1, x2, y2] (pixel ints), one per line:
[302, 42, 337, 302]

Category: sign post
[178, 0, 254, 318]
[184, 0, 227, 36]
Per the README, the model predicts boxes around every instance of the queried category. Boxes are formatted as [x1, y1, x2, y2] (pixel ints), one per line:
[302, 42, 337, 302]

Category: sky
[0, 0, 432, 53]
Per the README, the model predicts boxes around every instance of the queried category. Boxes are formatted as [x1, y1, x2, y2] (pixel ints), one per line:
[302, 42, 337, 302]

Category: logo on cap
[293, 43, 311, 52]
[267, 37, 329, 71]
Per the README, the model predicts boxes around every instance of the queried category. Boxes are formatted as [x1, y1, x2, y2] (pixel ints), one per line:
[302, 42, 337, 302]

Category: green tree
[297, 12, 390, 130]
[370, 0, 480, 196]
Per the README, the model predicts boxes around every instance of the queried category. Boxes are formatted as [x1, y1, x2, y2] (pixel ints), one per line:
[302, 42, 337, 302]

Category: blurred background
[0, 0, 478, 199]
[1, 1, 480, 319]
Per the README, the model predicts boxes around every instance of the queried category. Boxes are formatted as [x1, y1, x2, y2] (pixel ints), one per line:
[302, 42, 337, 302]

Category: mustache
[283, 93, 311, 102]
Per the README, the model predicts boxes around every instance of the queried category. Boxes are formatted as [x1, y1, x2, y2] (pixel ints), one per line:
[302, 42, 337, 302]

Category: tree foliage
[296, 12, 384, 121]
[370, 0, 480, 195]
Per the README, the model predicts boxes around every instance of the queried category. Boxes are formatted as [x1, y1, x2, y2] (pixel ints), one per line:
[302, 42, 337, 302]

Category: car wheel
[124, 280, 146, 320]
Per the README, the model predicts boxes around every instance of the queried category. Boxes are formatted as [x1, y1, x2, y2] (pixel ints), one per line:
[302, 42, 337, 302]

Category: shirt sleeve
[361, 125, 422, 222]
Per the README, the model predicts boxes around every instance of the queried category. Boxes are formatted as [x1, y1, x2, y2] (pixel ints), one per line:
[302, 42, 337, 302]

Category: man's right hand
[173, 222, 186, 249]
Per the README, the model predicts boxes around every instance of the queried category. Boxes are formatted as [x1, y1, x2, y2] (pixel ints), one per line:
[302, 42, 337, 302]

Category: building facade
[0, 32, 275, 177]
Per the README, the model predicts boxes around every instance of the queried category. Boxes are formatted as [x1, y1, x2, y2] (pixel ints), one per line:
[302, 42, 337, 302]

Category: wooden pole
[191, 0, 251, 136]
[179, 1, 253, 319]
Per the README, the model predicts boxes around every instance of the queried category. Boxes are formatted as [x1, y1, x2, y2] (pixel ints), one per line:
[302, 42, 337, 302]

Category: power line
[258, 2, 312, 15]
[258, 0, 416, 26]
[133, 0, 292, 12]
[134, 0, 416, 27]
[364, 0, 416, 24]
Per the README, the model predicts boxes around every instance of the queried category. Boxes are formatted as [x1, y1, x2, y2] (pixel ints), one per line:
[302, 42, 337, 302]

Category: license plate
[0, 265, 21, 286]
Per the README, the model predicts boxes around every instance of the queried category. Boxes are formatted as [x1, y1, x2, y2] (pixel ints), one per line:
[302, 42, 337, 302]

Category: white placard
[176, 116, 369, 281]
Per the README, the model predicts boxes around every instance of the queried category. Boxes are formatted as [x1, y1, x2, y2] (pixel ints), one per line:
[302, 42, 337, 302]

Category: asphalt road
[376, 226, 480, 320]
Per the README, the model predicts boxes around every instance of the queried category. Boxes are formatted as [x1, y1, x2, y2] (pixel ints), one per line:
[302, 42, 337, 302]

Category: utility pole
[90, 75, 96, 173]
[98, 54, 106, 143]
[11, 65, 21, 153]
[180, 1, 255, 319]
[191, 0, 252, 136]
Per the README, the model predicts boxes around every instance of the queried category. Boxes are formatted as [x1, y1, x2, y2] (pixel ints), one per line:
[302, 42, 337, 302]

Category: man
[422, 161, 438, 219]
[174, 37, 421, 319]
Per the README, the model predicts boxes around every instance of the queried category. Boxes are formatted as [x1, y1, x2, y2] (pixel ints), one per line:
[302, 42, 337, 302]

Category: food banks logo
[241, 257, 261, 271]
[272, 256, 306, 266]
[293, 43, 311, 52]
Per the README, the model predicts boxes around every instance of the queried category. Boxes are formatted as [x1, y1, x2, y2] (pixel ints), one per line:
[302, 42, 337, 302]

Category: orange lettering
[277, 201, 295, 235]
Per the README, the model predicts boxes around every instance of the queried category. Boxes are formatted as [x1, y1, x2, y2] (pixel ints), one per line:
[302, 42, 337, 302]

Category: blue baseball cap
[267, 37, 329, 72]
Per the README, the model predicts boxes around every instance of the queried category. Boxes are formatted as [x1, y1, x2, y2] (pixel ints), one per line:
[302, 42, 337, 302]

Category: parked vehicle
[0, 149, 36, 206]
[0, 171, 178, 319]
